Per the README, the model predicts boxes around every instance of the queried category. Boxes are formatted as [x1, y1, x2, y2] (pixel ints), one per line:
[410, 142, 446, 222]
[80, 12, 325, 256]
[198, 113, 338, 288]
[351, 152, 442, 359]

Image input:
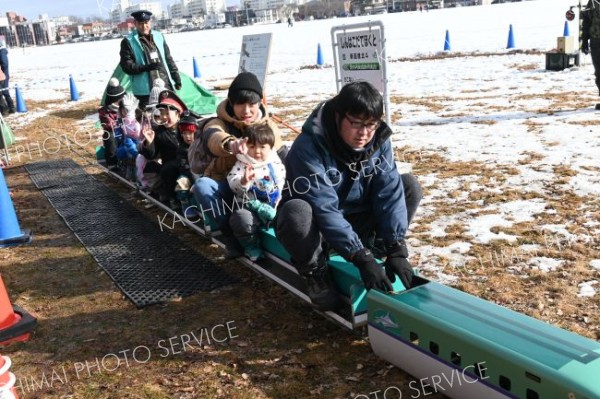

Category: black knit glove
[384, 240, 414, 289]
[145, 62, 160, 71]
[352, 248, 393, 292]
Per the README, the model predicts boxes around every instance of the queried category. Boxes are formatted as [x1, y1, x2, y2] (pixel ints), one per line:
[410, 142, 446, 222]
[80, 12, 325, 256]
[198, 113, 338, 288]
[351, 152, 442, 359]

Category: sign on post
[331, 22, 390, 125]
[239, 33, 272, 96]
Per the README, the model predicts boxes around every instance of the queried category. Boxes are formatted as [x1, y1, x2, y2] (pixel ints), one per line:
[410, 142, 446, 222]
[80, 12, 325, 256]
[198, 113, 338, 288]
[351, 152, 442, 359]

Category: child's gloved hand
[246, 199, 276, 225]
[121, 93, 139, 119]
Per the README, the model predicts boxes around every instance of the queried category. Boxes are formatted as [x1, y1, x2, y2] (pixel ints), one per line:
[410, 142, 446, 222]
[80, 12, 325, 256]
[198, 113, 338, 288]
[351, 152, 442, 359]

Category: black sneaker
[595, 103, 600, 110]
[217, 234, 244, 259]
[302, 265, 343, 311]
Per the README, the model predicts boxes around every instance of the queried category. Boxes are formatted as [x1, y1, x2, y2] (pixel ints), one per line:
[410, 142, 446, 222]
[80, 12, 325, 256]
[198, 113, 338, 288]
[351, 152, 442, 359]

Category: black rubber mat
[25, 159, 236, 307]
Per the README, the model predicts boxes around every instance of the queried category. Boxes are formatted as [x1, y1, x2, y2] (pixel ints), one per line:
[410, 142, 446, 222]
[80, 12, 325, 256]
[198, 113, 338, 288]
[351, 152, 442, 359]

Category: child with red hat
[174, 113, 199, 217]
[139, 89, 190, 206]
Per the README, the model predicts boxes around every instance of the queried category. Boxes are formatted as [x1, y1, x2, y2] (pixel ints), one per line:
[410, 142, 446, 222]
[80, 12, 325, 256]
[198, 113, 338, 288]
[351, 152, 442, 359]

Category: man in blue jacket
[0, 38, 15, 115]
[119, 10, 181, 110]
[275, 81, 422, 311]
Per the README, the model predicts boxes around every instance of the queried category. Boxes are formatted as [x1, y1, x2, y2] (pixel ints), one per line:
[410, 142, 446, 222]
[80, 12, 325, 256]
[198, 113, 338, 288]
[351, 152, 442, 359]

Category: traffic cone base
[0, 304, 36, 346]
[0, 276, 37, 346]
[0, 230, 32, 248]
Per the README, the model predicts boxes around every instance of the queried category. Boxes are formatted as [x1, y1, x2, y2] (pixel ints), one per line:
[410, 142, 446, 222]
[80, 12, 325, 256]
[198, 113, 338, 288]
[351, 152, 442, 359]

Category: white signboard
[335, 27, 384, 92]
[331, 22, 389, 125]
[239, 33, 272, 94]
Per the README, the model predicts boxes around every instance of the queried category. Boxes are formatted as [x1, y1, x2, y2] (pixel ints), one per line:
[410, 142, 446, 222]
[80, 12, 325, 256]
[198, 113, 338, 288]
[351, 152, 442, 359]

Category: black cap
[228, 72, 263, 99]
[179, 112, 197, 126]
[156, 90, 187, 113]
[131, 10, 152, 22]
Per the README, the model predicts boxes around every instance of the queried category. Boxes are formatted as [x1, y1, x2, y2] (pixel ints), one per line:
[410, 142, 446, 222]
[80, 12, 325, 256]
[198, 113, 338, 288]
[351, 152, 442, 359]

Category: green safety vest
[126, 30, 174, 95]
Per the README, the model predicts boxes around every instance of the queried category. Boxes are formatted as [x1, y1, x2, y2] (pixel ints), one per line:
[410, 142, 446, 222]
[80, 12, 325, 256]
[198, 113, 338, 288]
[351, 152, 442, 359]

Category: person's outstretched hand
[121, 93, 139, 119]
[228, 137, 248, 155]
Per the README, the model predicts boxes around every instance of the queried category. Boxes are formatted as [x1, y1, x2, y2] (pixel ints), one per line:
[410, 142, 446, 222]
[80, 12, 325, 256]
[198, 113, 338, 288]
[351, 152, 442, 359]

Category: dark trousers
[102, 130, 118, 166]
[275, 174, 422, 270]
[591, 39, 600, 94]
[192, 177, 236, 234]
[1, 78, 14, 111]
[159, 159, 180, 200]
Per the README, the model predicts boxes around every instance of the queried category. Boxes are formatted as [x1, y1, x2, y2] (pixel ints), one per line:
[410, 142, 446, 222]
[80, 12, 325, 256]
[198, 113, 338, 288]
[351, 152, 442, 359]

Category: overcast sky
[1, 0, 239, 20]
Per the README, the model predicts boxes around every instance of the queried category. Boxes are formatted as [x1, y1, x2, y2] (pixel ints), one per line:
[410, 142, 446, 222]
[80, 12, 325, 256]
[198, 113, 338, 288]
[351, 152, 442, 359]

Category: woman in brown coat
[191, 72, 283, 256]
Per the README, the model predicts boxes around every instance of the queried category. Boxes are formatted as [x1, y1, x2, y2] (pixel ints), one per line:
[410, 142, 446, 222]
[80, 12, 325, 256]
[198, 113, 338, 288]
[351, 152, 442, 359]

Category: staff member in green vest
[119, 10, 182, 110]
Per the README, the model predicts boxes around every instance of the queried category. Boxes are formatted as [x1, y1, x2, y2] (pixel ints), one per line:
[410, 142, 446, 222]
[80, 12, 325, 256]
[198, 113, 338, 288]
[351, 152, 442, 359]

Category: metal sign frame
[239, 33, 273, 98]
[331, 21, 390, 126]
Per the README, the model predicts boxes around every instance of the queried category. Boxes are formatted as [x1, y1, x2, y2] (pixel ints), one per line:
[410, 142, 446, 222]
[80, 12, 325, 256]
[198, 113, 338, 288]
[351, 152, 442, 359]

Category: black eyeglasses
[344, 115, 380, 132]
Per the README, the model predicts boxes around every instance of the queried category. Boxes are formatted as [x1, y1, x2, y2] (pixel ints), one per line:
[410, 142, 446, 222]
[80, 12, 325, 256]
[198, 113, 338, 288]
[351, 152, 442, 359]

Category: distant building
[5, 12, 26, 24]
[170, 0, 194, 19]
[82, 22, 104, 37]
[117, 19, 136, 35]
[168, 0, 228, 27]
[111, 1, 164, 24]
[127, 2, 165, 19]
[0, 11, 57, 46]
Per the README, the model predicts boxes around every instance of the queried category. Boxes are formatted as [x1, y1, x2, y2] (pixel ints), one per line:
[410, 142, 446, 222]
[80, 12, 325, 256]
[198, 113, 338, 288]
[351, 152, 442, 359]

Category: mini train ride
[96, 155, 600, 399]
[95, 64, 599, 398]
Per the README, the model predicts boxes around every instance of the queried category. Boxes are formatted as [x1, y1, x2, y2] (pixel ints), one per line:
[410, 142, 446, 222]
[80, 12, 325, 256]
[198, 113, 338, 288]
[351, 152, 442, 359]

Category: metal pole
[579, 0, 583, 52]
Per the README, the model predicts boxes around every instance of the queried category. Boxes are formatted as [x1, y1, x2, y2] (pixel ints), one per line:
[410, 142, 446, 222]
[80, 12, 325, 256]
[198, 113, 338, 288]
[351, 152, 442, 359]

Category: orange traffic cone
[0, 355, 19, 398]
[0, 276, 36, 346]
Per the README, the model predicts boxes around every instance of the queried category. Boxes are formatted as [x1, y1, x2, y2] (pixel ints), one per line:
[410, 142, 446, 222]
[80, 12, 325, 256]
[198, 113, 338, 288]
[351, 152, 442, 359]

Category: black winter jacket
[141, 125, 179, 164]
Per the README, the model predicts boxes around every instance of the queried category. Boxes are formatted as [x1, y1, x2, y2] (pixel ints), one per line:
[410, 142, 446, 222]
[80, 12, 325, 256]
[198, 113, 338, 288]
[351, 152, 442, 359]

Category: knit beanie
[228, 72, 263, 99]
[148, 78, 166, 106]
[106, 77, 125, 104]
[179, 113, 197, 132]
